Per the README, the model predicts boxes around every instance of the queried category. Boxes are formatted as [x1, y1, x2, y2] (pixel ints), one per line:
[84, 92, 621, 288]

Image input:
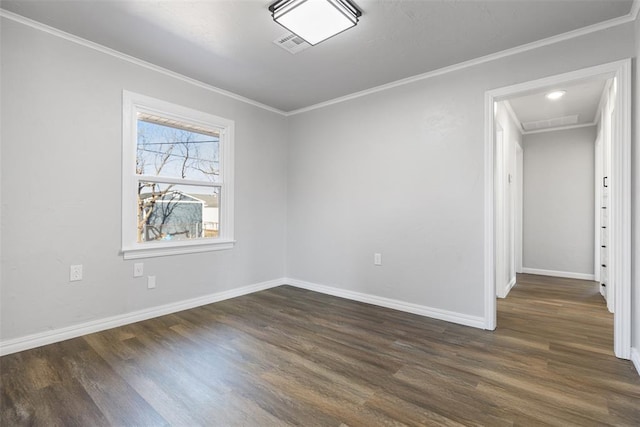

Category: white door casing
[594, 132, 603, 286]
[484, 59, 632, 359]
[515, 144, 523, 274]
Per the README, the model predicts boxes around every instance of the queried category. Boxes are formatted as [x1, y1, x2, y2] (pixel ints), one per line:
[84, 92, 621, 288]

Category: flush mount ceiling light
[269, 0, 362, 46]
[545, 90, 566, 100]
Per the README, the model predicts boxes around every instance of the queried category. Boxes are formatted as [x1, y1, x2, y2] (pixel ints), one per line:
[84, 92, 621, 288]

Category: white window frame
[122, 90, 235, 259]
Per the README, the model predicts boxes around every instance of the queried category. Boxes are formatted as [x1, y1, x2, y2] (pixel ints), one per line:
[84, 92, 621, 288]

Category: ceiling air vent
[273, 32, 310, 54]
[522, 114, 579, 131]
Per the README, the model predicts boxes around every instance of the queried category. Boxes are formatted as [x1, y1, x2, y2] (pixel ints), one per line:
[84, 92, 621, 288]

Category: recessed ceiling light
[545, 90, 566, 100]
[269, 0, 362, 46]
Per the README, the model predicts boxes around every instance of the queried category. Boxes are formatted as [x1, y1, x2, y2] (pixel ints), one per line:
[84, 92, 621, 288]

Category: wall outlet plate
[134, 262, 144, 277]
[70, 265, 83, 282]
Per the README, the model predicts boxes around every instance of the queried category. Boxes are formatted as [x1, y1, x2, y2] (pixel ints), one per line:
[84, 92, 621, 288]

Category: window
[122, 91, 234, 259]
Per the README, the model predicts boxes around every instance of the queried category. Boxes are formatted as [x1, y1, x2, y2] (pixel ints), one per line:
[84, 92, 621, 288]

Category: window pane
[137, 182, 220, 242]
[137, 119, 220, 182]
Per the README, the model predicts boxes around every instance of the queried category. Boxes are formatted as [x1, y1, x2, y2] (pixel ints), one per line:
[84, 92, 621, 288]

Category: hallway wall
[522, 127, 596, 277]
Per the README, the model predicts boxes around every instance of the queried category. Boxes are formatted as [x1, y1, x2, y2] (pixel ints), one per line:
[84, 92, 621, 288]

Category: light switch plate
[374, 253, 382, 266]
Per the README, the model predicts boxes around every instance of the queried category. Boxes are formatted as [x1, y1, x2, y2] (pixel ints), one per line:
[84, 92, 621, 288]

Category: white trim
[521, 268, 596, 281]
[594, 78, 614, 126]
[285, 278, 485, 329]
[0, 276, 488, 356]
[122, 90, 235, 259]
[515, 144, 524, 274]
[286, 11, 638, 116]
[122, 240, 236, 260]
[496, 276, 516, 299]
[484, 59, 632, 360]
[486, 61, 626, 101]
[594, 131, 603, 283]
[494, 125, 508, 301]
[0, 10, 286, 116]
[136, 175, 222, 187]
[0, 279, 283, 356]
[611, 60, 632, 359]
[484, 91, 497, 330]
[522, 122, 597, 135]
[631, 348, 640, 377]
[503, 101, 523, 134]
[507, 276, 516, 293]
[631, 0, 640, 19]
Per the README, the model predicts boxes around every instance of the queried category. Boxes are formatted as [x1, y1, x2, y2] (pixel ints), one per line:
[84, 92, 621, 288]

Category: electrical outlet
[147, 275, 156, 289]
[374, 253, 382, 266]
[134, 263, 144, 277]
[70, 265, 83, 282]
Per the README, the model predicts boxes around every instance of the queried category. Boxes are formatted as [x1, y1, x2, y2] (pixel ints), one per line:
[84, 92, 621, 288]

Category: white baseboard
[0, 279, 283, 356]
[521, 268, 595, 281]
[631, 348, 640, 377]
[497, 276, 517, 299]
[1, 277, 489, 356]
[285, 278, 485, 329]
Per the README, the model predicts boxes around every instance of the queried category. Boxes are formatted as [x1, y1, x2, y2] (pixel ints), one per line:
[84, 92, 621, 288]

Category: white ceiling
[1, 0, 634, 112]
[507, 78, 608, 132]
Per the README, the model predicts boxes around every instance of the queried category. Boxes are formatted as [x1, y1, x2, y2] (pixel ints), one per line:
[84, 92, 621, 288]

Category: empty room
[1, 0, 640, 425]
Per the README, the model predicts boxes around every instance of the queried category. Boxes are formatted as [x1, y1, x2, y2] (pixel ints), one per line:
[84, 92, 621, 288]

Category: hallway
[495, 273, 639, 423]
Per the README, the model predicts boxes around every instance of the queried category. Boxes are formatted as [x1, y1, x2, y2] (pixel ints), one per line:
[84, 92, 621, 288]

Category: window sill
[122, 239, 236, 260]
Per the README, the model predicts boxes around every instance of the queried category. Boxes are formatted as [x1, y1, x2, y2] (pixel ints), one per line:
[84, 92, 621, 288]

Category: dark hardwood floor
[2, 274, 639, 426]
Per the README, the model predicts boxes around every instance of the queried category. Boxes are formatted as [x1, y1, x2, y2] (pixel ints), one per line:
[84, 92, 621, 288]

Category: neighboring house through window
[122, 91, 234, 259]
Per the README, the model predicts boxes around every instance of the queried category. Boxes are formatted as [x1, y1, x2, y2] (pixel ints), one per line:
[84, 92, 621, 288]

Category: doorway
[483, 59, 632, 359]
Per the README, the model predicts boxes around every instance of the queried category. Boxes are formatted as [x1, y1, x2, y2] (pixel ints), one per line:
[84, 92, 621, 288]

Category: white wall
[0, 18, 288, 341]
[287, 23, 635, 320]
[522, 127, 596, 276]
[495, 102, 523, 297]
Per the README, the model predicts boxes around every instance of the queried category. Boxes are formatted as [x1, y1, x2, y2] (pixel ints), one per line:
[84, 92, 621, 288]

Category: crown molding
[1, 5, 635, 117]
[631, 0, 640, 20]
[287, 9, 637, 116]
[521, 121, 597, 135]
[0, 9, 287, 116]
[503, 99, 598, 135]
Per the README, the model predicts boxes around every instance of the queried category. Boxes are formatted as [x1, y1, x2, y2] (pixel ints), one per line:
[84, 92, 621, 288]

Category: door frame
[515, 143, 523, 275]
[483, 59, 632, 359]
[494, 125, 507, 298]
[594, 131, 603, 285]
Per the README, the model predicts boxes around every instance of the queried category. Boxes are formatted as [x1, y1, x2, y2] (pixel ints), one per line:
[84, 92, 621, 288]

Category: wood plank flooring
[2, 274, 639, 426]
